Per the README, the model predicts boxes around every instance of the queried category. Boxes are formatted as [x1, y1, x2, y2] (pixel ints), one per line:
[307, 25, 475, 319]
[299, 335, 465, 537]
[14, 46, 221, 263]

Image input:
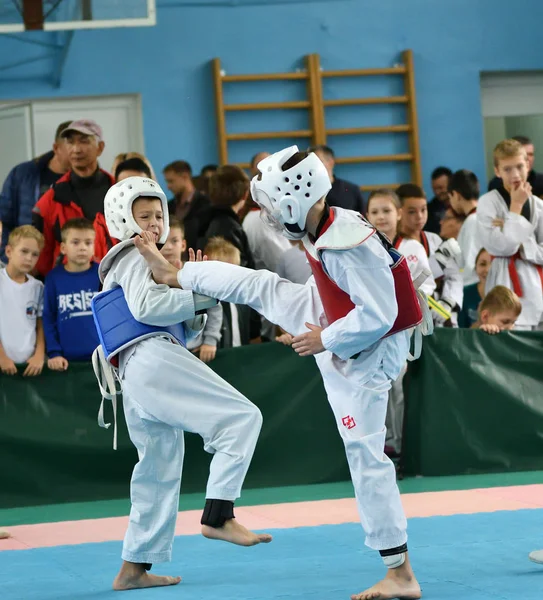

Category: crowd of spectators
[0, 119, 541, 383]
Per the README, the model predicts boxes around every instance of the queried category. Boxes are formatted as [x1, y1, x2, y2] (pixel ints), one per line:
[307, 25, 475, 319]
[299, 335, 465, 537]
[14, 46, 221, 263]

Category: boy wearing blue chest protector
[92, 177, 271, 592]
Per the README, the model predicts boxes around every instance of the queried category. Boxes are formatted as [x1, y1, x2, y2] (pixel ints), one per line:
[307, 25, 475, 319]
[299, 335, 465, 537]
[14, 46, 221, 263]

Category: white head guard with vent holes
[250, 146, 332, 240]
[104, 176, 169, 244]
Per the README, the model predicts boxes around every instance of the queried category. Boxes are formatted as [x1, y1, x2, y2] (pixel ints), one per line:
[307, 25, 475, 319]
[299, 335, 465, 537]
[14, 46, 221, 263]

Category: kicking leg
[134, 234, 321, 337]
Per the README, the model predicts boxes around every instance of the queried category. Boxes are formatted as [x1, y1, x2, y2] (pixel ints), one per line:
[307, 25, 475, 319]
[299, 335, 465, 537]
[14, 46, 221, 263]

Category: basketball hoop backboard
[0, 0, 156, 33]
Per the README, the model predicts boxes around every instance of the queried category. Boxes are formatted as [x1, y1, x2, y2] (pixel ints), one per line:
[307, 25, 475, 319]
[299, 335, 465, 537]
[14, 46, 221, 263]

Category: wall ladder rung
[327, 125, 411, 136]
[360, 184, 400, 192]
[324, 96, 408, 107]
[224, 100, 310, 111]
[222, 72, 307, 82]
[335, 154, 413, 165]
[322, 66, 406, 78]
[226, 130, 312, 141]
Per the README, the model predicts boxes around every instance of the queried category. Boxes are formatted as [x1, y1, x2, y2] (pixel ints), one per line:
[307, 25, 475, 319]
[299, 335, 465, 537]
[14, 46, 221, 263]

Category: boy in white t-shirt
[0, 225, 45, 376]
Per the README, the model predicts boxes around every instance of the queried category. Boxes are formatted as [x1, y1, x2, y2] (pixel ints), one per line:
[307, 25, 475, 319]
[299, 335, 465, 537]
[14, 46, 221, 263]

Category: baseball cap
[61, 119, 103, 142]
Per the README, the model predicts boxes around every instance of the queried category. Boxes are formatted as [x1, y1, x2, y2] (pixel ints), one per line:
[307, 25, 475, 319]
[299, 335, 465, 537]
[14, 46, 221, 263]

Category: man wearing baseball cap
[32, 119, 116, 277]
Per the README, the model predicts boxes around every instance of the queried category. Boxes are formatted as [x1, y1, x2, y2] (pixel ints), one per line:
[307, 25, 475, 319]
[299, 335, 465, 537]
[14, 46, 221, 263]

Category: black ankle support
[142, 563, 152, 571]
[379, 543, 408, 557]
[201, 499, 235, 528]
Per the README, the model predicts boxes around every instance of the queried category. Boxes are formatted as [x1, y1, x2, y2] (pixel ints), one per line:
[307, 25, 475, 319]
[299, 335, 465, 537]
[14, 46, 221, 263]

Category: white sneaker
[529, 550, 543, 564]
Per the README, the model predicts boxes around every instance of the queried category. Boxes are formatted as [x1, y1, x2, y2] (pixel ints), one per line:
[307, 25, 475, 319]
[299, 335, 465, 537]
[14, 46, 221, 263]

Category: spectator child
[472, 285, 521, 334]
[366, 189, 436, 296]
[204, 237, 261, 348]
[43, 218, 100, 369]
[161, 218, 222, 363]
[477, 139, 543, 330]
[198, 166, 255, 269]
[439, 207, 464, 241]
[449, 169, 481, 284]
[115, 157, 153, 182]
[0, 225, 45, 376]
[397, 183, 464, 326]
[458, 249, 491, 328]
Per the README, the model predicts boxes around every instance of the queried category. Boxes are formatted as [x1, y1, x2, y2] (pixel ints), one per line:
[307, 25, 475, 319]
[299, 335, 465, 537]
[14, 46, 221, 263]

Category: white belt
[91, 345, 122, 450]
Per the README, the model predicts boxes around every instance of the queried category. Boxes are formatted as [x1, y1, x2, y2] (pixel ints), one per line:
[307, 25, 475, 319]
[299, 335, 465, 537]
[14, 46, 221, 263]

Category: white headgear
[250, 146, 331, 239]
[104, 176, 169, 244]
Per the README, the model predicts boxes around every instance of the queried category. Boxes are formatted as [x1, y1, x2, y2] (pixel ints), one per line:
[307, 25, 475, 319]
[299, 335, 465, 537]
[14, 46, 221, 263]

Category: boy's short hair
[115, 157, 152, 180]
[480, 285, 522, 317]
[367, 189, 401, 210]
[8, 225, 44, 250]
[163, 160, 192, 176]
[168, 215, 185, 236]
[308, 145, 335, 159]
[208, 165, 250, 207]
[60, 218, 95, 242]
[493, 139, 526, 167]
[431, 166, 453, 180]
[204, 236, 241, 263]
[396, 183, 426, 203]
[449, 169, 480, 200]
[512, 135, 532, 146]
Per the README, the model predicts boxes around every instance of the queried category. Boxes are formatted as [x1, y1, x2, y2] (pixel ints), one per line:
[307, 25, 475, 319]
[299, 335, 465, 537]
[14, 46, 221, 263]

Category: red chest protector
[305, 209, 422, 337]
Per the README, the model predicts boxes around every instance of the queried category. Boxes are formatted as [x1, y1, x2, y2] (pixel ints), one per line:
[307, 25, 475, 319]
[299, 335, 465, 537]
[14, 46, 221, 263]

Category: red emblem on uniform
[342, 415, 356, 429]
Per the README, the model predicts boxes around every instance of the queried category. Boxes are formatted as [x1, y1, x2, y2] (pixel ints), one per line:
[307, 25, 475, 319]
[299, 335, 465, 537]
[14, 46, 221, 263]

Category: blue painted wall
[1, 0, 543, 194]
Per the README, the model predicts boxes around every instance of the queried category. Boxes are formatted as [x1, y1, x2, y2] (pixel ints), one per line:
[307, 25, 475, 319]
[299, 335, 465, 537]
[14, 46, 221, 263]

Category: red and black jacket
[32, 169, 116, 277]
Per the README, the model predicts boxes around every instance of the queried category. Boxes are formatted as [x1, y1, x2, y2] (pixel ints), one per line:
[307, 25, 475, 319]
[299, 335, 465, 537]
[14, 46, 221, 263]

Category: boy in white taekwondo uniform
[477, 139, 543, 330]
[91, 177, 271, 592]
[134, 148, 427, 600]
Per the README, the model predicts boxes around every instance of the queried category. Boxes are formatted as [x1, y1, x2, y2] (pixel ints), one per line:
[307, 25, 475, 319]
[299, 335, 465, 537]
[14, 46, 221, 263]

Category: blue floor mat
[2, 509, 543, 600]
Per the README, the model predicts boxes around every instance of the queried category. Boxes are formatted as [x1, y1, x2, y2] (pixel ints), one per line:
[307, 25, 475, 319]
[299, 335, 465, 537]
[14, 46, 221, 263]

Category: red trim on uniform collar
[393, 234, 403, 249]
[315, 204, 335, 238]
[467, 207, 477, 217]
[420, 231, 430, 256]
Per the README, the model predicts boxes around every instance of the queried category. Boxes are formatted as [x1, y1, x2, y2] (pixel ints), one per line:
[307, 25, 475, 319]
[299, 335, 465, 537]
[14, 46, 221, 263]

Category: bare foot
[202, 518, 273, 546]
[351, 556, 421, 600]
[112, 561, 181, 591]
[134, 232, 180, 287]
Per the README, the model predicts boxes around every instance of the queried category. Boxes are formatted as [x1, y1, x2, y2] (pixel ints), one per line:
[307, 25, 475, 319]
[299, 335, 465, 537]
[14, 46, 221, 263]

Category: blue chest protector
[91, 286, 186, 363]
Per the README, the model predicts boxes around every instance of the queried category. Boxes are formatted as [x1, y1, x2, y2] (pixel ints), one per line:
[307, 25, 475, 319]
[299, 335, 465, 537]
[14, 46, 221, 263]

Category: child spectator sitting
[43, 218, 100, 369]
[161, 217, 222, 363]
[458, 249, 491, 328]
[477, 139, 543, 330]
[198, 166, 255, 269]
[204, 237, 261, 348]
[0, 225, 45, 376]
[472, 285, 522, 334]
